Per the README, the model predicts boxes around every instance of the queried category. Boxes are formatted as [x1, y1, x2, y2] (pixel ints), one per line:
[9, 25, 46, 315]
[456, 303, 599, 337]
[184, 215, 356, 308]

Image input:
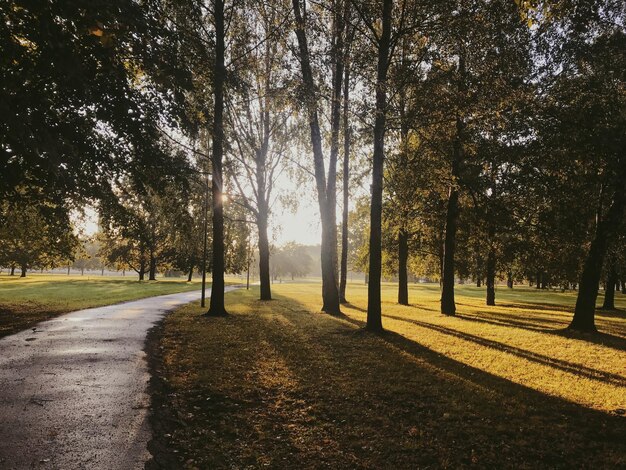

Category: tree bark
[187, 264, 193, 282]
[339, 44, 351, 304]
[366, 0, 392, 332]
[536, 271, 541, 289]
[20, 264, 26, 277]
[621, 279, 625, 294]
[441, 118, 463, 316]
[570, 182, 625, 331]
[507, 271, 513, 288]
[10, 264, 15, 276]
[601, 259, 618, 310]
[486, 224, 496, 305]
[291, 0, 342, 315]
[486, 247, 496, 306]
[206, 0, 228, 316]
[139, 257, 146, 281]
[149, 252, 156, 281]
[258, 213, 272, 300]
[398, 228, 409, 305]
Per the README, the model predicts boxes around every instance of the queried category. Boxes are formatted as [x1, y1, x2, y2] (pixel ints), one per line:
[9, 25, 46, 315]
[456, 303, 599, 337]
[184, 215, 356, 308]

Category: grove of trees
[1, 0, 624, 332]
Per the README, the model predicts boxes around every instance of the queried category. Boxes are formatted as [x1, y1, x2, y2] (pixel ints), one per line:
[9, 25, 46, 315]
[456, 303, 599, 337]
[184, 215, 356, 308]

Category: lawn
[0, 274, 206, 338]
[147, 282, 626, 469]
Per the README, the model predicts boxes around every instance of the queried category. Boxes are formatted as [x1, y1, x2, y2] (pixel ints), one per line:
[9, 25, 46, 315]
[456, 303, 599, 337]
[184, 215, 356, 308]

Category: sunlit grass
[151, 282, 626, 469]
[0, 274, 209, 337]
[336, 282, 626, 413]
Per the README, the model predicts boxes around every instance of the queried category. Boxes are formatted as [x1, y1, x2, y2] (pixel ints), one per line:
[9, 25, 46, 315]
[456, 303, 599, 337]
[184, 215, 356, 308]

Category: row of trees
[1, 0, 624, 333]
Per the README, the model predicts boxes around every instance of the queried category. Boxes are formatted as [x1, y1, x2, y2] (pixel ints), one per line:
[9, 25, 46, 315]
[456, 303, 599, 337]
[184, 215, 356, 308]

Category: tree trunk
[81, 267, 84, 276]
[339, 49, 351, 305]
[291, 0, 342, 315]
[486, 246, 496, 306]
[139, 258, 145, 281]
[149, 253, 157, 281]
[206, 0, 228, 316]
[475, 241, 482, 287]
[570, 181, 624, 331]
[536, 271, 541, 289]
[485, 224, 496, 305]
[398, 228, 409, 305]
[258, 214, 272, 300]
[187, 263, 193, 282]
[441, 120, 463, 316]
[10, 264, 15, 276]
[507, 271, 513, 288]
[601, 259, 618, 310]
[621, 279, 625, 294]
[20, 264, 26, 277]
[67, 264, 70, 275]
[366, 0, 392, 332]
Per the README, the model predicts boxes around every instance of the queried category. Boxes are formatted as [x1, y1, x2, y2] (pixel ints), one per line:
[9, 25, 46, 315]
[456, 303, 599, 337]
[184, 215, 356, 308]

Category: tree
[0, 0, 188, 209]
[227, 0, 292, 301]
[0, 201, 78, 277]
[291, 0, 350, 315]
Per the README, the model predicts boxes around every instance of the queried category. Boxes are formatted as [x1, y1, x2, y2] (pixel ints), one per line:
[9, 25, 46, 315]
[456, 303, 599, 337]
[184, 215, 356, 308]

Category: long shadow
[595, 307, 626, 319]
[456, 313, 626, 353]
[380, 313, 626, 387]
[342, 302, 366, 313]
[259, 300, 626, 467]
[459, 305, 570, 328]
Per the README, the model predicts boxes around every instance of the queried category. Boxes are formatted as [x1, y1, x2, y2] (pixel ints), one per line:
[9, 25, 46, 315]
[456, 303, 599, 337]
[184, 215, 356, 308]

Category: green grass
[148, 282, 626, 469]
[0, 274, 205, 337]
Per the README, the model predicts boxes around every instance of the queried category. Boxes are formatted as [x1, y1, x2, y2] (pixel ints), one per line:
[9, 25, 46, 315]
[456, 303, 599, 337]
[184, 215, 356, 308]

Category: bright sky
[270, 198, 321, 246]
[78, 195, 323, 247]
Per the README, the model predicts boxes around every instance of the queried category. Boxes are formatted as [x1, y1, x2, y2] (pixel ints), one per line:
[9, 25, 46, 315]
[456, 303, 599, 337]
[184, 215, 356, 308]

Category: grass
[0, 274, 207, 338]
[147, 282, 626, 469]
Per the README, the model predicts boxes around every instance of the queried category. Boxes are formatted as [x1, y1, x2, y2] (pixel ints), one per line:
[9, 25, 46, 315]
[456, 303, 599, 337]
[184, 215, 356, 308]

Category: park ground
[0, 274, 218, 338]
[147, 282, 626, 469]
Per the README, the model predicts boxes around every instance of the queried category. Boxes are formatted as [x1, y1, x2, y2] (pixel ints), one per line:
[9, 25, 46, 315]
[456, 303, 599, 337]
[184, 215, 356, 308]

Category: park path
[0, 289, 220, 469]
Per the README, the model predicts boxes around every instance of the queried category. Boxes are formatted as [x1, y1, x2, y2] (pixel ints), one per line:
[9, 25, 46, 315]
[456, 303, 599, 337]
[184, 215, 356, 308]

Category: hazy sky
[78, 196, 323, 247]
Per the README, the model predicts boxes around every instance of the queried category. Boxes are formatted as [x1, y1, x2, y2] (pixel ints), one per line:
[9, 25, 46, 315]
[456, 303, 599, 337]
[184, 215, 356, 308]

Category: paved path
[0, 290, 205, 469]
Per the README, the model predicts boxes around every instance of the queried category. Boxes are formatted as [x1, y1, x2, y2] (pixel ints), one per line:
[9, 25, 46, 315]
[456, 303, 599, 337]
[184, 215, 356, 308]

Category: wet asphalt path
[0, 290, 206, 469]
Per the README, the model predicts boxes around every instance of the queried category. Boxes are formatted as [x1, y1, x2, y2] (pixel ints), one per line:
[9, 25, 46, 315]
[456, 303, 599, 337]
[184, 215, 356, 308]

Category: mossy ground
[148, 282, 626, 469]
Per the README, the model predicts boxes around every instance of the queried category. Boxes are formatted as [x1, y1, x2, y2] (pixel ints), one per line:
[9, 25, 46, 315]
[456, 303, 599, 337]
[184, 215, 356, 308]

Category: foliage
[0, 200, 78, 275]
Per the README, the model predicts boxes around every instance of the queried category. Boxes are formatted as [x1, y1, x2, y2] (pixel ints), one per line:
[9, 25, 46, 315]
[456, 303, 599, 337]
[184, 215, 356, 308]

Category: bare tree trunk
[570, 182, 624, 331]
[291, 0, 342, 315]
[398, 228, 409, 305]
[441, 118, 463, 316]
[206, 0, 228, 316]
[486, 247, 496, 306]
[601, 258, 618, 310]
[20, 264, 26, 277]
[258, 213, 272, 300]
[149, 252, 157, 281]
[366, 0, 392, 332]
[507, 271, 513, 288]
[187, 263, 193, 282]
[10, 264, 15, 276]
[339, 49, 351, 304]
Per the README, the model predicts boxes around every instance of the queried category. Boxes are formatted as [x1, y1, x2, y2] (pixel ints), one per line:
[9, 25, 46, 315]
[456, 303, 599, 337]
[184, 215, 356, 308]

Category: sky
[78, 194, 323, 247]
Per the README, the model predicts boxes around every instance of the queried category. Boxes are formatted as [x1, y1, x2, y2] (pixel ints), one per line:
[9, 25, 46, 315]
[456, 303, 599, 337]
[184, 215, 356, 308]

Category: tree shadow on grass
[379, 313, 626, 386]
[455, 313, 626, 353]
[262, 298, 626, 468]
